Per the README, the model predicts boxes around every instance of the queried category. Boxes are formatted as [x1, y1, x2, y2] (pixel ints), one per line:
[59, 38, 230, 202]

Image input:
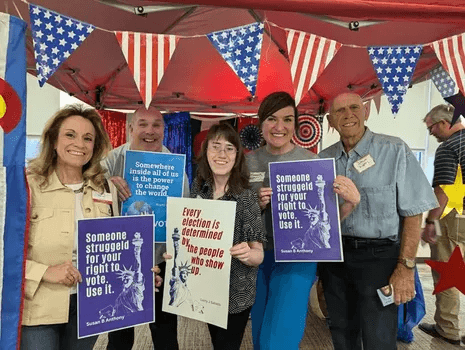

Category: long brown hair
[196, 123, 249, 193]
[28, 104, 111, 189]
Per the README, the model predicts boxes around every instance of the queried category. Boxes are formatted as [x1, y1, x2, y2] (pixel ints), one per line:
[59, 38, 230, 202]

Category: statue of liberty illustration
[99, 232, 145, 319]
[292, 175, 331, 249]
[168, 228, 203, 313]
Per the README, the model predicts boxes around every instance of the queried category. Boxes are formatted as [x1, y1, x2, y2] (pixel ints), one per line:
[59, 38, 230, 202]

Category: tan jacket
[22, 171, 118, 326]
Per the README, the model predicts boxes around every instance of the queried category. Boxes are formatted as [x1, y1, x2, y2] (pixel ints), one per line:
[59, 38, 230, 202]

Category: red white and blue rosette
[239, 124, 263, 150]
[292, 114, 321, 149]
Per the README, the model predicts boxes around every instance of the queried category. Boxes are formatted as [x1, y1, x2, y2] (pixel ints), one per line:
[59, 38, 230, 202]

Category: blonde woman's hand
[43, 261, 82, 287]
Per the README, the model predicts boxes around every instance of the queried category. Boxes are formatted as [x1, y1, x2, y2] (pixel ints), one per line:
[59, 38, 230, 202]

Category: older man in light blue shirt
[318, 93, 437, 350]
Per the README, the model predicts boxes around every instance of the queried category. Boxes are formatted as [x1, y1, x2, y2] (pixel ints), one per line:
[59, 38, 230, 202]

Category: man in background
[419, 104, 465, 346]
[103, 106, 189, 350]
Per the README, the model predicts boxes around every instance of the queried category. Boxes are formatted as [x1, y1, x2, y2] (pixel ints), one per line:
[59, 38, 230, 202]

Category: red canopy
[3, 0, 465, 113]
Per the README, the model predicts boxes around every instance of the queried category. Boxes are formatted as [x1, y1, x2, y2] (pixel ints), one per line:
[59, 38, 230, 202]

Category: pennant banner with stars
[368, 45, 422, 115]
[285, 30, 342, 106]
[430, 65, 465, 127]
[29, 4, 94, 87]
[431, 33, 465, 96]
[207, 23, 264, 96]
[430, 65, 459, 99]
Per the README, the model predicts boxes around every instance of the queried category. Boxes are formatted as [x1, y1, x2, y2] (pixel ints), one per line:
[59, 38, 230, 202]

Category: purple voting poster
[269, 158, 343, 262]
[77, 215, 154, 338]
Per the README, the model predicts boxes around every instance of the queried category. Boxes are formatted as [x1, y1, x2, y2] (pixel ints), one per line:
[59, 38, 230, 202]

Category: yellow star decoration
[440, 165, 465, 218]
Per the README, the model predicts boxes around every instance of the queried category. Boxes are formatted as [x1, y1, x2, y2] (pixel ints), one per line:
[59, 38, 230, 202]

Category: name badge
[250, 172, 265, 183]
[92, 191, 113, 204]
[353, 154, 375, 173]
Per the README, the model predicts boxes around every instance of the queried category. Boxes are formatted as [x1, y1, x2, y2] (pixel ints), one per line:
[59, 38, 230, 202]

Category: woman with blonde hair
[21, 105, 118, 350]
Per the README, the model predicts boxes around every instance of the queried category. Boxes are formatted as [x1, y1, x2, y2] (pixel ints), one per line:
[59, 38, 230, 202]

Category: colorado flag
[0, 13, 27, 349]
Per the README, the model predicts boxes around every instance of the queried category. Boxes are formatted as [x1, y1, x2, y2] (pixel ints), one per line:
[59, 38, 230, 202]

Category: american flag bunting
[286, 30, 342, 106]
[430, 64, 465, 126]
[29, 4, 94, 87]
[368, 45, 422, 114]
[207, 23, 264, 96]
[430, 65, 458, 98]
[431, 34, 465, 96]
[115, 32, 179, 109]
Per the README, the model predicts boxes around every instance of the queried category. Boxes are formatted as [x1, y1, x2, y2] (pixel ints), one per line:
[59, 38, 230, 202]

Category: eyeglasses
[208, 143, 237, 155]
[427, 121, 441, 134]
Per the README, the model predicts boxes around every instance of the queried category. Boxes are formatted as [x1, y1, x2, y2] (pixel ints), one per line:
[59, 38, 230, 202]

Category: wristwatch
[398, 257, 416, 269]
[425, 218, 435, 225]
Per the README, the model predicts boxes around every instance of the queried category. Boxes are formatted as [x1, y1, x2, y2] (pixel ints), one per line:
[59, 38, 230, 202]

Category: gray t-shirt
[246, 146, 318, 250]
[102, 142, 190, 264]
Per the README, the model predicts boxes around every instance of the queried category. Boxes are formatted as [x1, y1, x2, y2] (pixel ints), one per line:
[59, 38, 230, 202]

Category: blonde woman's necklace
[66, 182, 84, 194]
[73, 185, 84, 194]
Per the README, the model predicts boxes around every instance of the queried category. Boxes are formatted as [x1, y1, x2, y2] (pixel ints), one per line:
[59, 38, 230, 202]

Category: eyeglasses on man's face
[427, 121, 442, 134]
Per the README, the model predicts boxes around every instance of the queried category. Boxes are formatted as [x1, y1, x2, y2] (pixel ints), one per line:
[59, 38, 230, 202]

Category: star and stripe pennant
[431, 34, 465, 126]
[430, 63, 465, 127]
[431, 34, 465, 96]
[430, 65, 459, 98]
[207, 23, 264, 96]
[285, 30, 342, 106]
[368, 45, 422, 115]
[115, 32, 179, 109]
[29, 4, 94, 87]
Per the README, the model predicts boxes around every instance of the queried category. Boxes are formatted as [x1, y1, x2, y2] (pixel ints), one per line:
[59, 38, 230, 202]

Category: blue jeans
[319, 239, 400, 350]
[21, 294, 98, 350]
[251, 250, 317, 350]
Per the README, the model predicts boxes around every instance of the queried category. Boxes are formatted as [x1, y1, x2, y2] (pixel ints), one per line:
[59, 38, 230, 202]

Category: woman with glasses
[246, 92, 318, 350]
[190, 122, 266, 349]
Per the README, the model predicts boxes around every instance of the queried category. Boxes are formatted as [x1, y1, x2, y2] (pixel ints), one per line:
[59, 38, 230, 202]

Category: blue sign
[122, 150, 186, 242]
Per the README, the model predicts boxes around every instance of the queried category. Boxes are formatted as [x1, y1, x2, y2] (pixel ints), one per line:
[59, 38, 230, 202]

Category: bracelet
[425, 219, 435, 225]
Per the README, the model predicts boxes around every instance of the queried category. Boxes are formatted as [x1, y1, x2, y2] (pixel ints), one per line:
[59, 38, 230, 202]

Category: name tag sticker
[353, 154, 375, 173]
[92, 191, 113, 204]
[250, 172, 265, 183]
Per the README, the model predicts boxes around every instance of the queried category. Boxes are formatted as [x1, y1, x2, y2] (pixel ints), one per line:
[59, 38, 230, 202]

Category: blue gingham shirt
[319, 128, 437, 240]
